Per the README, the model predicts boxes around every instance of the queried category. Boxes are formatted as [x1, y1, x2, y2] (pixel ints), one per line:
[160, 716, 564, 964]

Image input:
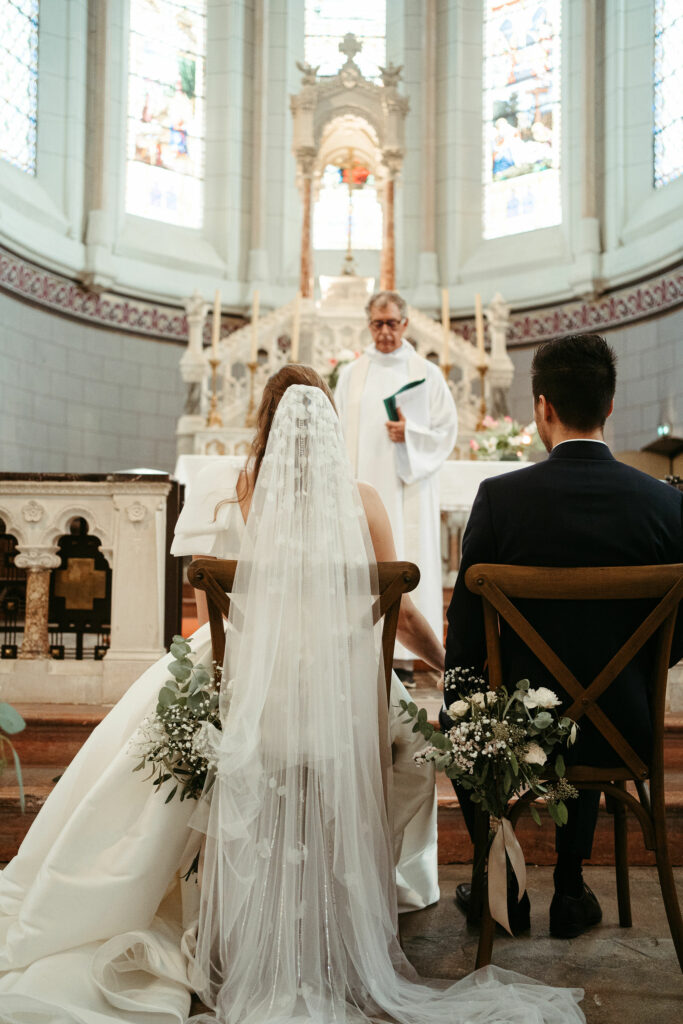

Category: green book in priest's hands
[383, 379, 426, 422]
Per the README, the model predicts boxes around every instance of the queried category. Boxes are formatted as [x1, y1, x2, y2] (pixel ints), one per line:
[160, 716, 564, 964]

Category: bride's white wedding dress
[0, 387, 585, 1024]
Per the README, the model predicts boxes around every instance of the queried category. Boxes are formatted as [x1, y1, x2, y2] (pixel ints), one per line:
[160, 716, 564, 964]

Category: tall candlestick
[290, 291, 302, 362]
[211, 290, 221, 357]
[250, 289, 260, 362]
[441, 288, 450, 366]
[475, 293, 485, 355]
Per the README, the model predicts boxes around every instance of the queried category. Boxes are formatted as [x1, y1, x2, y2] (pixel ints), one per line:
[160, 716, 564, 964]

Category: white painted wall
[505, 307, 683, 453]
[0, 292, 185, 474]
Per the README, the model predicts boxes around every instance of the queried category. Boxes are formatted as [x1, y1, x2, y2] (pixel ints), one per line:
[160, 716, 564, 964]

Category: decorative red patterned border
[1, 245, 681, 345]
[455, 268, 683, 346]
[0, 247, 246, 342]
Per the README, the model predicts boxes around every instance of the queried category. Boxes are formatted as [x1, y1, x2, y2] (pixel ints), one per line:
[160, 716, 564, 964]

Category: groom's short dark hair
[531, 333, 617, 430]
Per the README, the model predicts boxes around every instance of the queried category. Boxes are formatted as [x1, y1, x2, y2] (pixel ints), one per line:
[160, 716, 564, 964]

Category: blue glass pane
[126, 0, 207, 227]
[0, 0, 39, 175]
[653, 0, 683, 188]
[482, 0, 562, 239]
[304, 1, 386, 80]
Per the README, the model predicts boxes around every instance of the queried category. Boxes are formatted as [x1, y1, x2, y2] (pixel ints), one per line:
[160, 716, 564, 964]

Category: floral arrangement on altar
[128, 636, 223, 804]
[400, 669, 578, 931]
[326, 348, 360, 391]
[470, 415, 544, 461]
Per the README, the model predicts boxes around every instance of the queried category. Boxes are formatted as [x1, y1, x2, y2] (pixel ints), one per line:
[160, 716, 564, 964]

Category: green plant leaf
[164, 784, 178, 804]
[530, 803, 541, 826]
[516, 679, 530, 691]
[168, 661, 191, 682]
[158, 687, 177, 708]
[534, 711, 553, 729]
[556, 800, 569, 825]
[555, 754, 565, 778]
[0, 702, 26, 735]
[509, 751, 519, 776]
[170, 642, 190, 659]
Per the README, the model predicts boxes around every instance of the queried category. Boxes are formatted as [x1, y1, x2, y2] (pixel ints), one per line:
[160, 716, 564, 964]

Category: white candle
[211, 290, 221, 357]
[291, 291, 302, 362]
[250, 289, 260, 362]
[475, 293, 485, 355]
[441, 288, 450, 366]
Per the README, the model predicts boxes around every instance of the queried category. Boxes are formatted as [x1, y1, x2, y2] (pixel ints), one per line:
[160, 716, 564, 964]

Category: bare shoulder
[357, 480, 382, 514]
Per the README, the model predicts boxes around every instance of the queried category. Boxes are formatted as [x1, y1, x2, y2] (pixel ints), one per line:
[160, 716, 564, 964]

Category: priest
[335, 290, 458, 685]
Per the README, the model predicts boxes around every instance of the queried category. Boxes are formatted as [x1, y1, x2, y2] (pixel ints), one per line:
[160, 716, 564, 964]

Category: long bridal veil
[189, 385, 585, 1024]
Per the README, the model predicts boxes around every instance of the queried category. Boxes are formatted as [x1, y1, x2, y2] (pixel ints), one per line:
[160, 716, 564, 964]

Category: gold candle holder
[475, 362, 488, 430]
[245, 360, 258, 428]
[441, 362, 452, 383]
[206, 356, 223, 428]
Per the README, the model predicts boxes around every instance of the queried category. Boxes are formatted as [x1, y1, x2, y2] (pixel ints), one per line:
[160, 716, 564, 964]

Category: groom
[442, 333, 683, 938]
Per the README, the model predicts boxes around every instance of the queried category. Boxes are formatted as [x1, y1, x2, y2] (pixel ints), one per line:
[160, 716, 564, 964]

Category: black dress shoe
[454, 881, 531, 934]
[549, 883, 602, 939]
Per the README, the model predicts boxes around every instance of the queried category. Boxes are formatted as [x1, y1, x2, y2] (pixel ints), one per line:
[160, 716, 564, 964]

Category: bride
[0, 366, 584, 1023]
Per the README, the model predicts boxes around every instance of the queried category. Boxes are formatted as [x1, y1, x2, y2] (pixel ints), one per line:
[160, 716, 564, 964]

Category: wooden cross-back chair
[187, 555, 419, 714]
[464, 562, 683, 972]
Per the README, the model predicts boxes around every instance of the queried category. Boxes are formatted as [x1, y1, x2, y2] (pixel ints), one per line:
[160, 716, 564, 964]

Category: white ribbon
[487, 816, 527, 935]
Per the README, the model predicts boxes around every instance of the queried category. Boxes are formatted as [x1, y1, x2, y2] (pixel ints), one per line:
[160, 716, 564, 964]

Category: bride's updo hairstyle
[236, 364, 335, 502]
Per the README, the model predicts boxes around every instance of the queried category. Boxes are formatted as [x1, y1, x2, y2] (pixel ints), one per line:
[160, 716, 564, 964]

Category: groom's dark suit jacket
[444, 441, 683, 768]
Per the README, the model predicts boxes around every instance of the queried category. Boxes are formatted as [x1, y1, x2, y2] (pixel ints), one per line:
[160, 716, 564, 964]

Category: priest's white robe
[335, 341, 458, 660]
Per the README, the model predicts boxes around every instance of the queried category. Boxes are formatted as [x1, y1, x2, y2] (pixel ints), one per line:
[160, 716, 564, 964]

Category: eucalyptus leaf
[555, 754, 565, 778]
[164, 784, 178, 804]
[170, 642, 190, 659]
[530, 803, 541, 826]
[516, 679, 530, 691]
[417, 707, 428, 725]
[158, 687, 176, 708]
[168, 662, 191, 682]
[0, 702, 26, 735]
[407, 702, 418, 717]
[10, 742, 24, 813]
[509, 751, 519, 776]
[534, 711, 553, 729]
[556, 801, 569, 825]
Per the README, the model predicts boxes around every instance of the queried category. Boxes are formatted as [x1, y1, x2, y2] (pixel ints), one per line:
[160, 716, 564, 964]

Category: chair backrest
[465, 563, 683, 781]
[187, 557, 420, 706]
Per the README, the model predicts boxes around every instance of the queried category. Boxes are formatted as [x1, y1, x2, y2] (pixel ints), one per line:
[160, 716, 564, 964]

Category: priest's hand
[386, 407, 406, 443]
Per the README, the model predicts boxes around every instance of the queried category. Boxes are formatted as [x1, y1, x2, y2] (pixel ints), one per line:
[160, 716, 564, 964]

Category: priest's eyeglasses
[369, 318, 404, 331]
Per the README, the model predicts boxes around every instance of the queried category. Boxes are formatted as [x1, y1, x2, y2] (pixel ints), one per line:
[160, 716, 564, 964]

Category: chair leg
[470, 806, 489, 926]
[476, 877, 495, 969]
[610, 783, 632, 928]
[650, 779, 683, 972]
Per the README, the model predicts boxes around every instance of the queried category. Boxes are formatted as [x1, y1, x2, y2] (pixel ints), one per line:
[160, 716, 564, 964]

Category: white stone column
[569, 0, 602, 298]
[248, 0, 270, 289]
[103, 488, 170, 702]
[177, 292, 208, 456]
[82, 0, 117, 291]
[414, 0, 440, 308]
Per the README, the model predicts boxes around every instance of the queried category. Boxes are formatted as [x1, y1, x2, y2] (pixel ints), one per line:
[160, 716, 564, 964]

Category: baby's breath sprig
[400, 673, 578, 827]
[128, 635, 223, 803]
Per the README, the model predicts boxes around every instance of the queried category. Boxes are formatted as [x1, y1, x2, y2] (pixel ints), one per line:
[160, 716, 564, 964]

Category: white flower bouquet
[128, 636, 223, 804]
[400, 668, 578, 826]
[470, 415, 544, 461]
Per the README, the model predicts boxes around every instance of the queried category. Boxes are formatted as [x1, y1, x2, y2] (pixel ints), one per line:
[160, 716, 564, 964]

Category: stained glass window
[654, 1, 683, 188]
[0, 0, 39, 175]
[126, 0, 206, 228]
[313, 163, 383, 250]
[482, 0, 562, 239]
[304, 1, 386, 81]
